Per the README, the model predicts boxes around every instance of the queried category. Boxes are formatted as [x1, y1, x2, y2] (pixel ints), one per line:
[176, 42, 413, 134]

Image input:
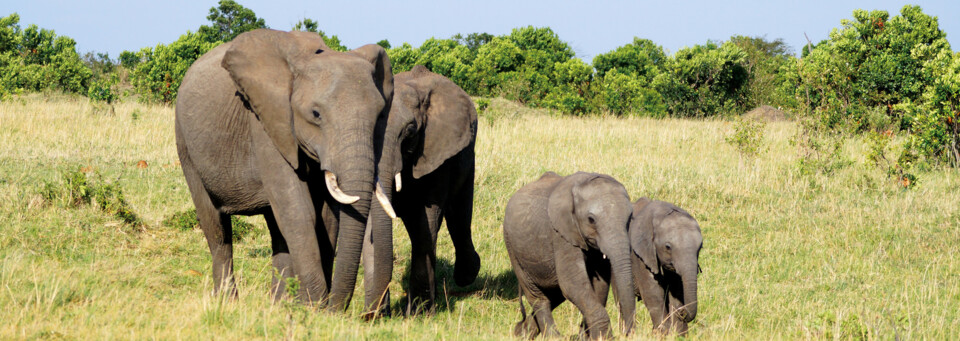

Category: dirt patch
[744, 105, 792, 122]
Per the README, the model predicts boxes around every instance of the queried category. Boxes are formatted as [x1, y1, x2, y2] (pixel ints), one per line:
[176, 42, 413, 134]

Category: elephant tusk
[603, 254, 607, 260]
[374, 178, 397, 219]
[394, 173, 402, 192]
[325, 171, 360, 204]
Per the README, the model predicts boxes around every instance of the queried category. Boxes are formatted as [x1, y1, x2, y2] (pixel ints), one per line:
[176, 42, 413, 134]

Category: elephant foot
[513, 316, 539, 339]
[453, 250, 481, 287]
[404, 296, 436, 316]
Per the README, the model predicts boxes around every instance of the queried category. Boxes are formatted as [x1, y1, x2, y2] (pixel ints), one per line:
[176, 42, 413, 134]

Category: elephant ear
[547, 172, 596, 250]
[406, 66, 478, 179]
[630, 198, 660, 275]
[346, 44, 394, 105]
[221, 29, 326, 170]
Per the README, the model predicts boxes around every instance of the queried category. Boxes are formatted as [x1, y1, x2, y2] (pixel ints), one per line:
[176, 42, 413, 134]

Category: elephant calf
[503, 172, 635, 340]
[629, 198, 702, 334]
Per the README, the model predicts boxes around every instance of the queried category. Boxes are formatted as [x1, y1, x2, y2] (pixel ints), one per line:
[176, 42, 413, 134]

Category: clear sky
[5, 1, 959, 61]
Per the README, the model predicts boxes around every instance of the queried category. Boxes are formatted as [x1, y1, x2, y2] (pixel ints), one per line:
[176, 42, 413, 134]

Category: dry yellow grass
[0, 94, 958, 339]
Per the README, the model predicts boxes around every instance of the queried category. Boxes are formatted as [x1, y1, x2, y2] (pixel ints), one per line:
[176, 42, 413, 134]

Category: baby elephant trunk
[599, 238, 636, 336]
[678, 266, 698, 322]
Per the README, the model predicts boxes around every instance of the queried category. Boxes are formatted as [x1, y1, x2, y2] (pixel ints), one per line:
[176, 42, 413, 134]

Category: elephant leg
[636, 270, 669, 333]
[362, 217, 390, 318]
[265, 210, 294, 301]
[580, 255, 611, 338]
[318, 199, 338, 285]
[180, 153, 236, 298]
[555, 243, 611, 340]
[666, 281, 689, 334]
[402, 204, 441, 315]
[444, 163, 480, 287]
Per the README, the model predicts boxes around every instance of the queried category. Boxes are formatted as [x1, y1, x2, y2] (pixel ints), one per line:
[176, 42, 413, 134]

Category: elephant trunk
[600, 237, 636, 336]
[363, 164, 395, 316]
[678, 264, 698, 322]
[327, 125, 376, 312]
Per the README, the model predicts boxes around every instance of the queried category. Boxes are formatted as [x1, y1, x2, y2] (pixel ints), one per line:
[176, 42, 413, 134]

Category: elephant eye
[665, 243, 672, 251]
[312, 110, 321, 119]
[587, 216, 596, 225]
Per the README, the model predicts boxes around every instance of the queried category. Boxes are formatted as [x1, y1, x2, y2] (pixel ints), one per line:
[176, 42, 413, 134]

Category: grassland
[1, 94, 958, 339]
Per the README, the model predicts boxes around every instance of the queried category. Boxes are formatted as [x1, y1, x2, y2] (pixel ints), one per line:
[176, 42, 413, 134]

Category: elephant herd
[174, 29, 702, 339]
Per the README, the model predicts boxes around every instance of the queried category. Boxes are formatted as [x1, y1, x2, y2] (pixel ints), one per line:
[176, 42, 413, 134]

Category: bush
[40, 167, 144, 227]
[131, 31, 221, 103]
[0, 13, 92, 97]
[163, 208, 256, 241]
[653, 41, 749, 117]
[726, 117, 766, 159]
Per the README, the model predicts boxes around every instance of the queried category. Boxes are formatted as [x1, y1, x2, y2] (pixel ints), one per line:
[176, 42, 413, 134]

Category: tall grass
[0, 94, 957, 339]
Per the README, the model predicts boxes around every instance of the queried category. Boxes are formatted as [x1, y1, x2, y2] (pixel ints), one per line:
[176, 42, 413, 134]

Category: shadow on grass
[392, 257, 518, 315]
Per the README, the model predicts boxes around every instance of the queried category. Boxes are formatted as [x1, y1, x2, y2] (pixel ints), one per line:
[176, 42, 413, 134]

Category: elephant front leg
[265, 210, 295, 301]
[637, 269, 669, 333]
[403, 204, 441, 315]
[580, 254, 611, 338]
[555, 243, 611, 340]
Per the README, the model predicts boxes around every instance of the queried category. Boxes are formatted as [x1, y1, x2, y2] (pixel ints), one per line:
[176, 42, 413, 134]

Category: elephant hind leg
[444, 162, 480, 287]
[181, 157, 236, 298]
[265, 210, 294, 301]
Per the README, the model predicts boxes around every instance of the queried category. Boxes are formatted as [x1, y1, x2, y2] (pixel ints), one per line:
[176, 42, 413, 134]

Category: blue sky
[5, 1, 959, 61]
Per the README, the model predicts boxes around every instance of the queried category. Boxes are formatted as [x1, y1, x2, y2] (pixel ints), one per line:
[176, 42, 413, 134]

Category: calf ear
[221, 29, 326, 170]
[629, 199, 660, 275]
[547, 173, 595, 250]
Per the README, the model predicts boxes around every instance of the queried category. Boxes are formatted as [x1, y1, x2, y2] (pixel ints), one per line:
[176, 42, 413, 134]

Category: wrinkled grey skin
[175, 29, 393, 311]
[361, 65, 481, 317]
[503, 172, 636, 340]
[629, 198, 702, 334]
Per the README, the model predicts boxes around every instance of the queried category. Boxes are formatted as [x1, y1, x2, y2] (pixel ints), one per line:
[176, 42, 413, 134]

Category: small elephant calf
[503, 172, 636, 340]
[629, 198, 702, 334]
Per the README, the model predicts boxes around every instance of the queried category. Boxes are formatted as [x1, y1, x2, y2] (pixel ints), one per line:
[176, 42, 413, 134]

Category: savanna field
[1, 94, 958, 339]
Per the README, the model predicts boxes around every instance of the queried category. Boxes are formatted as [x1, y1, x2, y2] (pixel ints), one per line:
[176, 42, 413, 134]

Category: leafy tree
[131, 31, 221, 103]
[118, 50, 140, 69]
[653, 41, 749, 117]
[729, 35, 794, 108]
[592, 37, 666, 81]
[197, 0, 267, 43]
[0, 13, 91, 97]
[386, 42, 421, 73]
[292, 18, 346, 51]
[376, 39, 390, 49]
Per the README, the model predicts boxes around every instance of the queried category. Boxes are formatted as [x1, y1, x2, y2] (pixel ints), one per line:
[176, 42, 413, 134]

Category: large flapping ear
[547, 172, 597, 250]
[630, 198, 660, 275]
[221, 29, 326, 170]
[347, 44, 394, 105]
[403, 66, 478, 179]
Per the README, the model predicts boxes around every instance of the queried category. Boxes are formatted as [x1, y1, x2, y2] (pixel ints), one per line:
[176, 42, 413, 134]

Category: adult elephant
[361, 65, 481, 316]
[175, 29, 395, 311]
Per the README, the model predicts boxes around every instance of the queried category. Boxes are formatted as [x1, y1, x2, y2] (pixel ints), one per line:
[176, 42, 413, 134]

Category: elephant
[175, 29, 395, 311]
[629, 198, 702, 334]
[503, 171, 636, 340]
[361, 65, 481, 317]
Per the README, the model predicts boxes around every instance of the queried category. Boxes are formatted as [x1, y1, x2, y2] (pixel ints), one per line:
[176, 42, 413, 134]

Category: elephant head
[220, 29, 395, 310]
[363, 65, 477, 313]
[547, 172, 636, 336]
[630, 198, 703, 323]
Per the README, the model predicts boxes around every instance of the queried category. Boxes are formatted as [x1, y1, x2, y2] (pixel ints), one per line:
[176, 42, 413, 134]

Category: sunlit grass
[1, 94, 957, 339]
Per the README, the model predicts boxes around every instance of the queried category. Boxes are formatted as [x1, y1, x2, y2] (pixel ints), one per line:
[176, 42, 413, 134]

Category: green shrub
[40, 167, 144, 227]
[726, 117, 767, 159]
[162, 208, 256, 241]
[0, 13, 91, 97]
[653, 41, 749, 117]
[131, 31, 221, 103]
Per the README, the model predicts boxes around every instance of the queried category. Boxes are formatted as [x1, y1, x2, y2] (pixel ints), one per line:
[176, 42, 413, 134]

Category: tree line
[1, 2, 957, 169]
